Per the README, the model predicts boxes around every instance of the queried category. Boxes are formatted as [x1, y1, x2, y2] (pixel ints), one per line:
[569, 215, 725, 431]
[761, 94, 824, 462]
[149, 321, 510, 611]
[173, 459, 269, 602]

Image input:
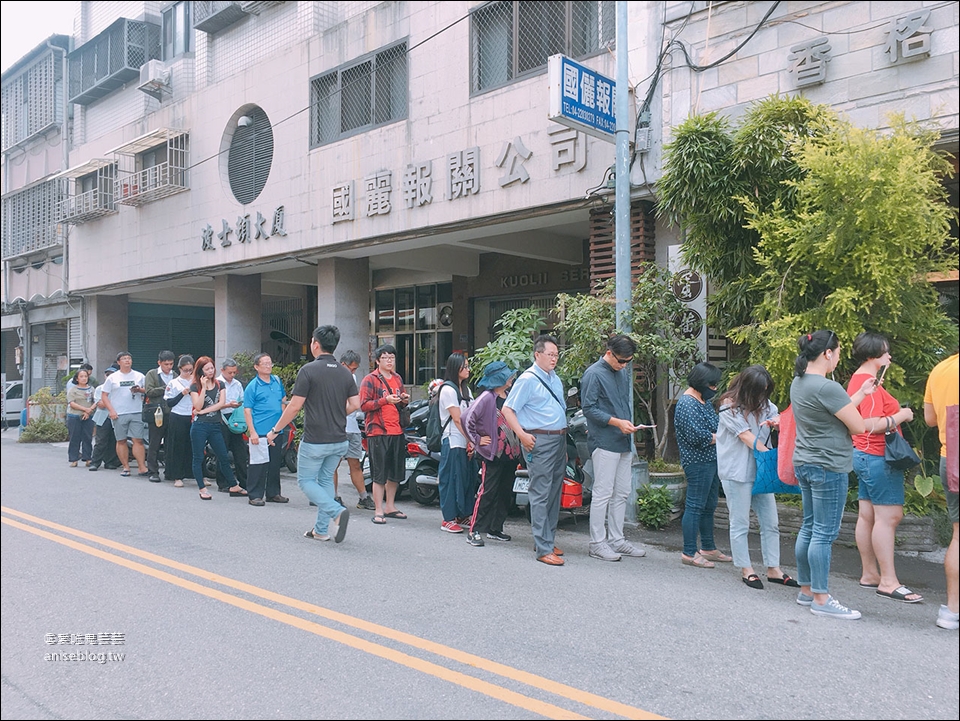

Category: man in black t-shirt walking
[267, 325, 360, 543]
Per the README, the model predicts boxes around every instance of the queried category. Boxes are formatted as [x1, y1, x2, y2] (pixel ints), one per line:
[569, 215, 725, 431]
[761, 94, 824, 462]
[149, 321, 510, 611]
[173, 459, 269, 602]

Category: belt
[524, 428, 566, 436]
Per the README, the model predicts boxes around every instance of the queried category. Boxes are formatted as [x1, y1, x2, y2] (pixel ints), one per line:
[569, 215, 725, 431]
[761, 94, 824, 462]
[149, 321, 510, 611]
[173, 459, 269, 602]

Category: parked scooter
[406, 435, 441, 505]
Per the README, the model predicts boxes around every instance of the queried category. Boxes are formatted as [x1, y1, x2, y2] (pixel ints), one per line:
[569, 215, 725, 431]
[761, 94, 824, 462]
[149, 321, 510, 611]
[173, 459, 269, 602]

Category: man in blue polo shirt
[243, 353, 289, 506]
[503, 334, 568, 566]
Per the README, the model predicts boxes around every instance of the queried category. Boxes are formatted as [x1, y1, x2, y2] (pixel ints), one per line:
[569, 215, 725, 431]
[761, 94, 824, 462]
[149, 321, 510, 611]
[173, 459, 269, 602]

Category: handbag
[775, 404, 798, 485]
[946, 404, 958, 493]
[226, 405, 248, 434]
[752, 429, 800, 495]
[884, 416, 920, 471]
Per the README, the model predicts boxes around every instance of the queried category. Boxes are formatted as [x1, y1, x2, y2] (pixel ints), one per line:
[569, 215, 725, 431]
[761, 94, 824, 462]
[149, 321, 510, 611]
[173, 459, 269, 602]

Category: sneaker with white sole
[610, 540, 646, 558]
[588, 543, 622, 562]
[796, 592, 814, 606]
[466, 531, 485, 546]
[486, 530, 512, 542]
[810, 595, 861, 620]
[441, 520, 463, 533]
[937, 604, 960, 630]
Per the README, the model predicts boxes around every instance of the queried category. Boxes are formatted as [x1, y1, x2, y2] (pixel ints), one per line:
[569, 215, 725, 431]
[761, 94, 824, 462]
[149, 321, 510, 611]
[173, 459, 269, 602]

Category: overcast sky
[1, 1, 76, 73]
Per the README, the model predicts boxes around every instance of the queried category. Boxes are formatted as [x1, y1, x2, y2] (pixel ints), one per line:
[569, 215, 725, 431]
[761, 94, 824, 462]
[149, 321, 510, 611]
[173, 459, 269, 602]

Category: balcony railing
[58, 189, 117, 224]
[68, 18, 161, 105]
[194, 1, 249, 34]
[115, 162, 188, 206]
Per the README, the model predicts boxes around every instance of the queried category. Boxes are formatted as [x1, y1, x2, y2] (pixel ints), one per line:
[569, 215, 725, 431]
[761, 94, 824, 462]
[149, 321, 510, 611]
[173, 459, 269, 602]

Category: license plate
[512, 476, 530, 494]
[405, 457, 417, 470]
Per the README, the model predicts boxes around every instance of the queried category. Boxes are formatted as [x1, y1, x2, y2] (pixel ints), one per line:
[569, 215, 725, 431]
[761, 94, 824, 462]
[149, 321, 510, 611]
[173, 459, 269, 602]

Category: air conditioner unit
[138, 59, 171, 101]
[437, 303, 453, 329]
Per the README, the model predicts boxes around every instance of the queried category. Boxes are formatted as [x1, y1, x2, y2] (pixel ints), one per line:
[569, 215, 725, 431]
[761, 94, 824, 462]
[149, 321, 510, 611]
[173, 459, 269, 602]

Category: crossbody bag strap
[521, 371, 566, 412]
[439, 380, 462, 432]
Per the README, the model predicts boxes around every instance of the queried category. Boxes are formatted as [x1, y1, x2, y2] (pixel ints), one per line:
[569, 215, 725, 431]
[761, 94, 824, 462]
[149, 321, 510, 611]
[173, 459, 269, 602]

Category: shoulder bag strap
[521, 371, 566, 412]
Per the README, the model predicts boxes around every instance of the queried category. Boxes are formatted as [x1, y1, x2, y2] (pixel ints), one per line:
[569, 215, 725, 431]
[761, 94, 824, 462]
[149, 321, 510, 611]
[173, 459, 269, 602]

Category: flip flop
[767, 574, 801, 587]
[371, 515, 387, 525]
[120, 469, 131, 477]
[384, 511, 407, 519]
[876, 585, 923, 604]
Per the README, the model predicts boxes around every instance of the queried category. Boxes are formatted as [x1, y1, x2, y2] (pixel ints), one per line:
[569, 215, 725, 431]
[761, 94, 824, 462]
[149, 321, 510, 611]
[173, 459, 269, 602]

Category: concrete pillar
[214, 274, 262, 368]
[316, 257, 369, 366]
[86, 294, 128, 378]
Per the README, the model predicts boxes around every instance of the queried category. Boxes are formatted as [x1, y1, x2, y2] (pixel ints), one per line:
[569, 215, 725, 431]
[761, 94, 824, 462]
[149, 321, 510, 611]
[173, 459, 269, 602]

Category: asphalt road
[1, 430, 957, 720]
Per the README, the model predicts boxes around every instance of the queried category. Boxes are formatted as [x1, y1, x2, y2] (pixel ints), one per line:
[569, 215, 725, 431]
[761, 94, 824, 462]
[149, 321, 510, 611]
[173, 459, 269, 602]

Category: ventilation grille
[228, 107, 274, 205]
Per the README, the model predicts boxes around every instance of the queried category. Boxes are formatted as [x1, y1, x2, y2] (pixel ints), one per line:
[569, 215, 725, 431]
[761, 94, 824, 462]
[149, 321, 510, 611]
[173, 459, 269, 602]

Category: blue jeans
[191, 421, 236, 491]
[794, 463, 848, 594]
[438, 439, 471, 522]
[298, 440, 349, 534]
[681, 461, 720, 557]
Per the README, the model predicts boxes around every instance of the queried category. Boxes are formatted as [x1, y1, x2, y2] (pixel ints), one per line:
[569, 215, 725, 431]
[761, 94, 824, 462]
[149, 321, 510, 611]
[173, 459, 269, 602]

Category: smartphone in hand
[876, 364, 887, 385]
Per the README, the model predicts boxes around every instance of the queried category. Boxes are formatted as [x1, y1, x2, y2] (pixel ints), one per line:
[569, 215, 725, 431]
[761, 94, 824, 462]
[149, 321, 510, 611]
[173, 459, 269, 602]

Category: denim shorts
[853, 449, 904, 506]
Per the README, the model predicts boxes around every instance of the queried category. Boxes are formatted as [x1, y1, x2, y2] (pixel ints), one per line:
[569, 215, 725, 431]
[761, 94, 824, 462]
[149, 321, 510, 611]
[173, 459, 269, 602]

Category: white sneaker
[610, 540, 646, 558]
[588, 543, 621, 562]
[936, 604, 959, 630]
[810, 595, 861, 620]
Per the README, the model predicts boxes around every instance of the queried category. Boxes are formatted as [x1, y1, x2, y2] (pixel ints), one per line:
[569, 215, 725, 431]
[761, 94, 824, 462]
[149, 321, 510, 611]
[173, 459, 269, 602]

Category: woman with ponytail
[790, 330, 876, 620]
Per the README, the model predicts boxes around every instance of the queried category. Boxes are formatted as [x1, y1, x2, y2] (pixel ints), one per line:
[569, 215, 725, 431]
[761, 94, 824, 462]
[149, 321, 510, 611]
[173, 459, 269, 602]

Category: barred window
[2, 179, 65, 260]
[472, 1, 614, 93]
[310, 42, 407, 147]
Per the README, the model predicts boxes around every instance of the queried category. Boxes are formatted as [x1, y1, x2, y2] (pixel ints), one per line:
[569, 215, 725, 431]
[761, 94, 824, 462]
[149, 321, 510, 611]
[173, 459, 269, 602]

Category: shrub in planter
[637, 484, 674, 530]
[19, 417, 69, 443]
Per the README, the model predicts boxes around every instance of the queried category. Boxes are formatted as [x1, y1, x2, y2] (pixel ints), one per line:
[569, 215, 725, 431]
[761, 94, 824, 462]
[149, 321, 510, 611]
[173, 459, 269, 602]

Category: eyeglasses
[181, 367, 193, 373]
[539, 352, 559, 359]
[613, 355, 633, 365]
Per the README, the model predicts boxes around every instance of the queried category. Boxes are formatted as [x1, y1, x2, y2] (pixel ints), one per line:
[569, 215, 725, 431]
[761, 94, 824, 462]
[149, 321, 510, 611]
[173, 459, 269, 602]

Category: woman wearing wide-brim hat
[462, 361, 522, 546]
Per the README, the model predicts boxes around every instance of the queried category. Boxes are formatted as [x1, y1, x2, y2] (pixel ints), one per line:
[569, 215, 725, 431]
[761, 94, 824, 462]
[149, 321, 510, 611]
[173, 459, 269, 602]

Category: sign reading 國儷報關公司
[548, 54, 616, 143]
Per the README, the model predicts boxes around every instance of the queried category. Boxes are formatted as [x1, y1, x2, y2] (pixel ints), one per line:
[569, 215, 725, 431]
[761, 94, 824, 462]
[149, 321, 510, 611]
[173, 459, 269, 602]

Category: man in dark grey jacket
[581, 334, 646, 562]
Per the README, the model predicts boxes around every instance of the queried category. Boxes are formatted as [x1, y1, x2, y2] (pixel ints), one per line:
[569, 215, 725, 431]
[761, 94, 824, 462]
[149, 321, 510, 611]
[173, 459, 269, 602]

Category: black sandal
[767, 574, 800, 587]
[742, 574, 764, 589]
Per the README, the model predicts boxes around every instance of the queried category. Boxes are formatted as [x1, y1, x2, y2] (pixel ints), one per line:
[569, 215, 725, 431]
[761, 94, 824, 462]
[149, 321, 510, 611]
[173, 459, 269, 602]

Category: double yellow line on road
[2, 506, 662, 720]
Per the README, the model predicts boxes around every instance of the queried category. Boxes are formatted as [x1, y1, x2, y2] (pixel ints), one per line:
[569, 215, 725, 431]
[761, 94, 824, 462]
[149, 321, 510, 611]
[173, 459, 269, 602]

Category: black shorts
[368, 434, 406, 485]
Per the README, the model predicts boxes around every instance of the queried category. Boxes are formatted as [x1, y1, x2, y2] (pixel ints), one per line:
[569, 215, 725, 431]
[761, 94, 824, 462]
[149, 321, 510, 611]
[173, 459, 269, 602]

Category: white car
[3, 380, 24, 425]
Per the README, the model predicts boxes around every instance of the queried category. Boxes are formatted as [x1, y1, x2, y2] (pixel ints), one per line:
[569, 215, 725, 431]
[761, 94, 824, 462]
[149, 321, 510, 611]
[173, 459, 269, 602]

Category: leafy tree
[469, 307, 545, 382]
[658, 95, 956, 407]
[735, 114, 956, 406]
[657, 95, 833, 332]
[555, 270, 700, 459]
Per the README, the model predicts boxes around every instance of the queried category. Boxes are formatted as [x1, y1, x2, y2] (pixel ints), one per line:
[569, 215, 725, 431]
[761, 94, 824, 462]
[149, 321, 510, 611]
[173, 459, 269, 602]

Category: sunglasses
[613, 355, 633, 365]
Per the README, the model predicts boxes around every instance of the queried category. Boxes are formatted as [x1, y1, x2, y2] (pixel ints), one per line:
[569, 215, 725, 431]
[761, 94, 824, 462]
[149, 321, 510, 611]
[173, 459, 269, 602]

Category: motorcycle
[405, 435, 441, 505]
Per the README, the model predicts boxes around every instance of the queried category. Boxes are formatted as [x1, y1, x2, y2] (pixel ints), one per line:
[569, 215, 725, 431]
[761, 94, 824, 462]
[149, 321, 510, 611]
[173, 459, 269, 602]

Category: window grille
[1, 179, 65, 260]
[112, 130, 189, 206]
[228, 107, 274, 205]
[67, 18, 161, 105]
[471, 1, 614, 93]
[1, 48, 64, 150]
[310, 41, 407, 147]
[57, 160, 118, 224]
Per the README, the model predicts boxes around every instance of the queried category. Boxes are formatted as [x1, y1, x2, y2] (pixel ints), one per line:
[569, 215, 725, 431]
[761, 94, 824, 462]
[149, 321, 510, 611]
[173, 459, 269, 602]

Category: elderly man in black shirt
[581, 334, 647, 562]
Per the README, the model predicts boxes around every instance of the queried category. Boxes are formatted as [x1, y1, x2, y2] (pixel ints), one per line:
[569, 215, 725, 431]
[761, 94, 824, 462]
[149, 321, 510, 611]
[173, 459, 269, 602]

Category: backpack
[426, 381, 461, 453]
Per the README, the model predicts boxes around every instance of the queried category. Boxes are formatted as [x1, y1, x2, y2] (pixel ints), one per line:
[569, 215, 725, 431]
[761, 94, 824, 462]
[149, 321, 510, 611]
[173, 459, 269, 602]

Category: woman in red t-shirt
[847, 333, 922, 603]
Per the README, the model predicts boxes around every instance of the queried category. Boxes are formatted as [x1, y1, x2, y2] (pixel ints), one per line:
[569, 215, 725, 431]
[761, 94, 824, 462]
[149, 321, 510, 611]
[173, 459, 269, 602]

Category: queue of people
[57, 326, 957, 630]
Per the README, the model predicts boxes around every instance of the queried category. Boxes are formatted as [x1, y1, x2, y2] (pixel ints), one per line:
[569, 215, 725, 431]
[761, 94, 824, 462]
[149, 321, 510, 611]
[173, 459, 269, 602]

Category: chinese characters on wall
[201, 206, 287, 251]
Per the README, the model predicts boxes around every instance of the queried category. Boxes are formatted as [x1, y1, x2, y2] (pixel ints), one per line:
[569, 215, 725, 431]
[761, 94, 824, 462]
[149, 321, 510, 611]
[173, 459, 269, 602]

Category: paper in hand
[249, 440, 270, 465]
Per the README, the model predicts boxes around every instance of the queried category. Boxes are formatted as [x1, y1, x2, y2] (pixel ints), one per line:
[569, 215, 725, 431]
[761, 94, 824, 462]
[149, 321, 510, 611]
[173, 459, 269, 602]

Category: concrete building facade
[2, 1, 957, 393]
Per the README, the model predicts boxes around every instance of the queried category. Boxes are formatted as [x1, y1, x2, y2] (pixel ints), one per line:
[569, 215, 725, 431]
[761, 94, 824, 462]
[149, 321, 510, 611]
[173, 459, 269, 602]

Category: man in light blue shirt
[503, 334, 568, 566]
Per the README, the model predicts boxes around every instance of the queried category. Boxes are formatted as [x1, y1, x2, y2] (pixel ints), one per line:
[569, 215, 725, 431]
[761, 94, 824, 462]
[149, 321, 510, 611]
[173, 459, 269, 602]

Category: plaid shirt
[359, 371, 407, 436]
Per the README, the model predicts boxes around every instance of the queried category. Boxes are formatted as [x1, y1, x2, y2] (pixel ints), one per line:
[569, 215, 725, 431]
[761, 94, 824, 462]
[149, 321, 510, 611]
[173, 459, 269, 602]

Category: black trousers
[216, 424, 249, 490]
[91, 420, 120, 469]
[471, 455, 516, 535]
[246, 436, 285, 500]
[146, 415, 168, 475]
[165, 414, 193, 482]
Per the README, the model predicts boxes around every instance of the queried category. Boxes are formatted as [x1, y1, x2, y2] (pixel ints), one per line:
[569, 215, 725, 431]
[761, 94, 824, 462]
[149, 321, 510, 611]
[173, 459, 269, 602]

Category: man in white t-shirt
[100, 351, 148, 477]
